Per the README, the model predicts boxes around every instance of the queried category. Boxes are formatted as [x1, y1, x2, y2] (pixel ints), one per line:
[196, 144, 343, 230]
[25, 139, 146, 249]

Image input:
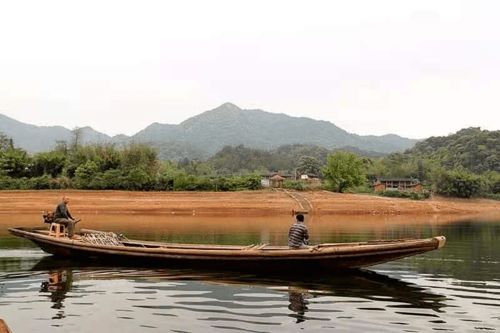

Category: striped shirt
[288, 222, 309, 248]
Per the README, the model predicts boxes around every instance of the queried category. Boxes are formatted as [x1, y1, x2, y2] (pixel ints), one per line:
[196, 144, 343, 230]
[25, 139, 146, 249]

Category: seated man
[54, 196, 77, 238]
[288, 214, 309, 249]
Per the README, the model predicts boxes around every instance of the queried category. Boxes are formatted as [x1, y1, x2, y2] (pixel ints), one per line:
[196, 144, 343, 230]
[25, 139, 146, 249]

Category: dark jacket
[54, 202, 73, 220]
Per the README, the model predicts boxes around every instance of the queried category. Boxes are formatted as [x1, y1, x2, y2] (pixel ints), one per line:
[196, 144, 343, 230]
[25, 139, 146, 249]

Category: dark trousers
[54, 218, 75, 237]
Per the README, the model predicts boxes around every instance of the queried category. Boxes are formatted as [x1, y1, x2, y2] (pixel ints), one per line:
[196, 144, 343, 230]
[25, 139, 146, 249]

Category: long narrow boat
[8, 227, 446, 271]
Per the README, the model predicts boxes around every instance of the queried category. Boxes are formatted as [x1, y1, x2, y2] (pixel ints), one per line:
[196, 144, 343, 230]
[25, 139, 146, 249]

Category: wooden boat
[8, 226, 446, 271]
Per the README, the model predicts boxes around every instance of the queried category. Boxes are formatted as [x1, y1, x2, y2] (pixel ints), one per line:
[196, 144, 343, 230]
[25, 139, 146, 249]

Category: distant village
[261, 173, 423, 193]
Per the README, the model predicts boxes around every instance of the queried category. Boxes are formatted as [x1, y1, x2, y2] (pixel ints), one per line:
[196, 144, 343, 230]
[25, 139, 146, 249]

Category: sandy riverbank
[0, 190, 498, 217]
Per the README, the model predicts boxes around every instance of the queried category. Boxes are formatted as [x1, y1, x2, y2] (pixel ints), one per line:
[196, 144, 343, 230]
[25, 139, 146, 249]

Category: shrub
[378, 190, 430, 200]
[345, 184, 373, 194]
[51, 176, 72, 189]
[0, 176, 21, 190]
[28, 175, 53, 189]
[283, 180, 305, 191]
[121, 168, 154, 191]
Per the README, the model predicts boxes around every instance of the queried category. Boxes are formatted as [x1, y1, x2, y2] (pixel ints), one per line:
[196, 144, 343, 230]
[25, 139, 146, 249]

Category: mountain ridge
[0, 103, 418, 158]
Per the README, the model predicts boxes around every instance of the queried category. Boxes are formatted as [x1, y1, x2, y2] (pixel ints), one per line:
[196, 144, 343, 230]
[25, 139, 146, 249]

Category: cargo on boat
[8, 226, 446, 271]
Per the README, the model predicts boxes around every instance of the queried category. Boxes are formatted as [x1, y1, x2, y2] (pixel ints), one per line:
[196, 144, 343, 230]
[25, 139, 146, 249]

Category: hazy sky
[0, 0, 499, 138]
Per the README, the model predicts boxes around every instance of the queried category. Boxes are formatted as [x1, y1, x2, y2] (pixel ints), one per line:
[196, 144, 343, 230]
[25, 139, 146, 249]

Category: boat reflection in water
[33, 256, 446, 325]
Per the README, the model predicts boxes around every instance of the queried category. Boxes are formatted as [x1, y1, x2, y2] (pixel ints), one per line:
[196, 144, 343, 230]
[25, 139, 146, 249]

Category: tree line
[0, 127, 499, 199]
[0, 131, 261, 191]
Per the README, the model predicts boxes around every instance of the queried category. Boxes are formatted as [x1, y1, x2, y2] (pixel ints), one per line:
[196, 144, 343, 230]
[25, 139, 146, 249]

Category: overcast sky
[0, 0, 499, 139]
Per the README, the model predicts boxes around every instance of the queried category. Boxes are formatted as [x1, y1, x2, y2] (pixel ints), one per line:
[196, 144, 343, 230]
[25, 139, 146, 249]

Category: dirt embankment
[0, 190, 498, 217]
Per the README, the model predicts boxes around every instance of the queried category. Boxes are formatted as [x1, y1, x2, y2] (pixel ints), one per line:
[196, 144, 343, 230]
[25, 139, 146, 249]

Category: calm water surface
[0, 214, 499, 332]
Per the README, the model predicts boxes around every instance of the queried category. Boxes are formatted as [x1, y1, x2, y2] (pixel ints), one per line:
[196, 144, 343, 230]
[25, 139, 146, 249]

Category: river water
[0, 214, 499, 332]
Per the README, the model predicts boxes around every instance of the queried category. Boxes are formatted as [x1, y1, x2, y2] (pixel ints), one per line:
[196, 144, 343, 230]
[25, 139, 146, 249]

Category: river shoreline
[0, 190, 498, 217]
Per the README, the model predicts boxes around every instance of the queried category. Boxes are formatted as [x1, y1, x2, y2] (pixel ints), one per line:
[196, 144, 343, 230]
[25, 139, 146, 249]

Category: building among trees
[269, 174, 285, 188]
[299, 173, 322, 188]
[374, 178, 423, 193]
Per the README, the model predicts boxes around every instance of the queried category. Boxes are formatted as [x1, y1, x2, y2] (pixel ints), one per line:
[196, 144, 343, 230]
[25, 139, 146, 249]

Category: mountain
[0, 114, 112, 152]
[0, 103, 418, 158]
[0, 113, 72, 152]
[130, 103, 417, 155]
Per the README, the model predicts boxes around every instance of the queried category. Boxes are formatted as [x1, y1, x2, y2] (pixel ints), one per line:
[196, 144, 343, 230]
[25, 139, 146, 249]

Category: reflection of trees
[40, 270, 73, 318]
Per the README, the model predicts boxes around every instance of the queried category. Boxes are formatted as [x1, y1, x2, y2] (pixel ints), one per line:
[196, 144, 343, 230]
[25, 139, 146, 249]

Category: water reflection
[30, 256, 448, 323]
[40, 270, 72, 318]
[288, 287, 309, 323]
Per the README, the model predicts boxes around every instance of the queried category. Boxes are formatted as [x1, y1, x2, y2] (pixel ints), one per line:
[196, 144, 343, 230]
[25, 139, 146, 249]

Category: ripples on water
[0, 216, 499, 332]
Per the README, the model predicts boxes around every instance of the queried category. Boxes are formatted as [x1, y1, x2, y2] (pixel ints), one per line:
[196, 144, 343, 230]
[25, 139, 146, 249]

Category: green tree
[209, 145, 271, 175]
[483, 171, 500, 195]
[323, 151, 366, 193]
[0, 133, 30, 178]
[0, 148, 31, 178]
[31, 151, 67, 177]
[122, 167, 153, 190]
[296, 156, 322, 176]
[70, 127, 83, 151]
[120, 143, 158, 174]
[65, 143, 121, 177]
[0, 132, 14, 152]
[75, 160, 99, 178]
[74, 160, 100, 188]
[432, 168, 482, 198]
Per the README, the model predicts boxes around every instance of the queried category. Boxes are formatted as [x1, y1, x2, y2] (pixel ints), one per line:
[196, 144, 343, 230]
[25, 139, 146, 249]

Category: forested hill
[207, 144, 383, 174]
[0, 103, 418, 158]
[404, 127, 500, 173]
[137, 103, 417, 155]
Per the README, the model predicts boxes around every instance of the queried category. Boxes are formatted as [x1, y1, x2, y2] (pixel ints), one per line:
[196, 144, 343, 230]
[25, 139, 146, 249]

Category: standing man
[54, 196, 77, 238]
[288, 213, 309, 249]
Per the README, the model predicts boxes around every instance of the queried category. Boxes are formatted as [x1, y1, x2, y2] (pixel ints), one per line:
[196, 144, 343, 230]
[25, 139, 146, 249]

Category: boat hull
[8, 227, 446, 272]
